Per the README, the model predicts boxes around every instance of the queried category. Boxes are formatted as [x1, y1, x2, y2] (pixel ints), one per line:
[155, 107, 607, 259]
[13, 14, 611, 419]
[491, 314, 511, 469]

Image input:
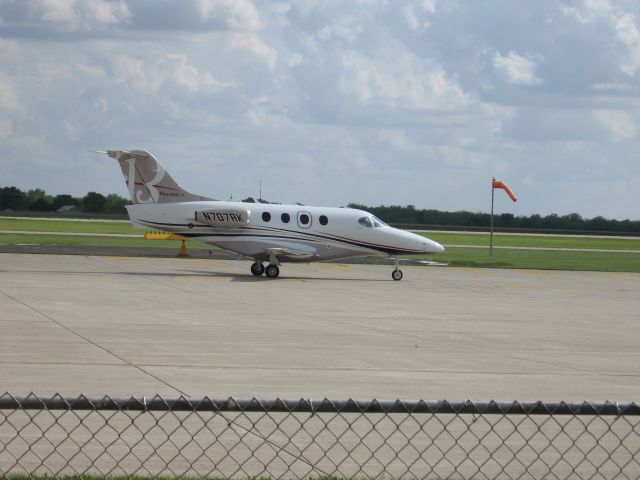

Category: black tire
[250, 262, 265, 276]
[392, 269, 403, 281]
[265, 264, 280, 278]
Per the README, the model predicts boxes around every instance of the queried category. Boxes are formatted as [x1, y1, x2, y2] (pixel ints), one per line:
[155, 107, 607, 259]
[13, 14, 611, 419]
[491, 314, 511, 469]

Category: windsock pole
[490, 177, 495, 260]
[489, 178, 517, 261]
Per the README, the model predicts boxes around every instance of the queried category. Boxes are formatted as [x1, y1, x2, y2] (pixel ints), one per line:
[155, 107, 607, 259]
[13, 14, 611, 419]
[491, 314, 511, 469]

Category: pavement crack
[0, 287, 190, 397]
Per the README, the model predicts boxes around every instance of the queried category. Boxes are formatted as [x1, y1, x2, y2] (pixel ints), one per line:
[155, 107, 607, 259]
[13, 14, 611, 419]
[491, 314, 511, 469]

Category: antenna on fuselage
[259, 179, 262, 202]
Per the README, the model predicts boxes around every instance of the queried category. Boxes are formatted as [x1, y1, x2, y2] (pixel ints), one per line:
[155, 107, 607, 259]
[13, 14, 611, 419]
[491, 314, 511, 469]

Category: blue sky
[0, 0, 638, 219]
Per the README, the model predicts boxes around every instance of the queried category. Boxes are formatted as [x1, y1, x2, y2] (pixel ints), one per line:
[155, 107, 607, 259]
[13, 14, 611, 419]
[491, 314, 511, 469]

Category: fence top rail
[1, 394, 638, 415]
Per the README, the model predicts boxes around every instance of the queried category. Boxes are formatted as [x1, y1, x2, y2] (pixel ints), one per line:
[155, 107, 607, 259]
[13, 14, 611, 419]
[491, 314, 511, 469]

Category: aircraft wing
[265, 246, 319, 261]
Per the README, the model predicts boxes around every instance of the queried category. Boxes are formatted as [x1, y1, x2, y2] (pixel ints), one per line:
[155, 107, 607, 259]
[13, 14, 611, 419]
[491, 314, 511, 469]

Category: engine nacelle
[195, 208, 250, 228]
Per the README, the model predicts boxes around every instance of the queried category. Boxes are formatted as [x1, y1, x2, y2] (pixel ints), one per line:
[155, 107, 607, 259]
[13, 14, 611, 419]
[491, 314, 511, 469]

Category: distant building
[57, 205, 82, 213]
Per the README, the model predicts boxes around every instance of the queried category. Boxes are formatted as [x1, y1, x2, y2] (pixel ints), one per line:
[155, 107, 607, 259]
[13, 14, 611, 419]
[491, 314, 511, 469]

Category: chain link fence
[0, 393, 639, 479]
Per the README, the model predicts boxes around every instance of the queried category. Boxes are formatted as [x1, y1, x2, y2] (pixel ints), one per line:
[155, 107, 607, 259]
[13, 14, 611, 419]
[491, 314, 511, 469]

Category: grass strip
[0, 233, 210, 250]
[411, 247, 640, 272]
[2, 218, 639, 250]
[1, 219, 639, 273]
[0, 218, 139, 235]
[421, 232, 640, 251]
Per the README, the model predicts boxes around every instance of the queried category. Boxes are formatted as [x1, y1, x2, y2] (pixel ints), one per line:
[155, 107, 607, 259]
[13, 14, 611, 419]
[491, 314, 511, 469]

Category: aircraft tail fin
[105, 149, 213, 204]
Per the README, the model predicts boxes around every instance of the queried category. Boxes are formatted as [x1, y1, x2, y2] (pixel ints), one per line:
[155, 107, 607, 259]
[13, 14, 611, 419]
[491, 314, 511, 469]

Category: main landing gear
[250, 262, 265, 276]
[265, 264, 280, 278]
[250, 262, 280, 278]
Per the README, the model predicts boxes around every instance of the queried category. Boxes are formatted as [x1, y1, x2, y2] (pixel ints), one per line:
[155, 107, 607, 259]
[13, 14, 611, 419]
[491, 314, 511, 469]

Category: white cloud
[481, 103, 516, 137]
[230, 33, 278, 70]
[378, 129, 416, 152]
[402, 5, 421, 31]
[592, 109, 636, 140]
[591, 82, 635, 92]
[339, 51, 470, 111]
[195, 0, 260, 30]
[63, 116, 82, 141]
[0, 1, 639, 218]
[28, 0, 131, 30]
[493, 51, 542, 86]
[167, 53, 228, 93]
[76, 62, 107, 79]
[112, 52, 227, 95]
[561, 1, 640, 77]
[287, 52, 303, 66]
[436, 145, 507, 172]
[317, 15, 363, 42]
[615, 13, 640, 76]
[419, 0, 437, 13]
[112, 54, 157, 92]
[402, 0, 436, 31]
[562, 0, 614, 23]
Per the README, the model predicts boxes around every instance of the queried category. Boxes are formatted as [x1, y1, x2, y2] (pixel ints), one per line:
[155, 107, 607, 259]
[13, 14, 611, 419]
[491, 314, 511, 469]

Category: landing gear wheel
[265, 264, 280, 278]
[250, 262, 265, 277]
[392, 269, 403, 281]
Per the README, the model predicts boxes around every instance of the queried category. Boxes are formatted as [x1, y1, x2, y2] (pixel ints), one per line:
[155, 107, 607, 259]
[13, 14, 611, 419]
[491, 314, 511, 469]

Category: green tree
[0, 186, 28, 210]
[82, 192, 106, 213]
[28, 197, 53, 211]
[104, 194, 129, 214]
[52, 194, 80, 210]
[27, 188, 47, 208]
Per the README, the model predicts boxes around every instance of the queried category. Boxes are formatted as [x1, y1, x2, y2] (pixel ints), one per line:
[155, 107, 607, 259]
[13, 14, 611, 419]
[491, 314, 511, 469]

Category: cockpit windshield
[358, 216, 387, 228]
[372, 216, 387, 227]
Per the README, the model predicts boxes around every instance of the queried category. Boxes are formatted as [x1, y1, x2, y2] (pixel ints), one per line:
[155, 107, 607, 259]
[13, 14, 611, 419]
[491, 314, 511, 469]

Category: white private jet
[104, 149, 444, 280]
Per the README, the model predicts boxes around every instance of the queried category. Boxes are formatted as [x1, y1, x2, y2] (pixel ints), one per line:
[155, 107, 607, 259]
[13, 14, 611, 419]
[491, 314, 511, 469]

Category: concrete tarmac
[0, 253, 638, 401]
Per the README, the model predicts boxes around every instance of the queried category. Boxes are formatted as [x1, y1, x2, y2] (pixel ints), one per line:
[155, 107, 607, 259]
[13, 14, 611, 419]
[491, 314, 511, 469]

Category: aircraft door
[297, 211, 312, 229]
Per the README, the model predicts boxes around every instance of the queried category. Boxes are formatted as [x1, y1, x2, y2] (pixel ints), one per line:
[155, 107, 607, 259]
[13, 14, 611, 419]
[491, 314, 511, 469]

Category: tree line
[347, 204, 640, 233]
[1, 186, 637, 232]
[0, 186, 128, 214]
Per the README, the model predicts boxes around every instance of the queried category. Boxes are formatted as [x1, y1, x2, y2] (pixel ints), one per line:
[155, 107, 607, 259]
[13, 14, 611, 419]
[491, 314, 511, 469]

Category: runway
[0, 253, 638, 401]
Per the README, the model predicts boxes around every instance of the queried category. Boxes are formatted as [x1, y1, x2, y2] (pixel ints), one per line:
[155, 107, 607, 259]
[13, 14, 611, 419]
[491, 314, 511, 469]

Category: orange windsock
[492, 179, 518, 202]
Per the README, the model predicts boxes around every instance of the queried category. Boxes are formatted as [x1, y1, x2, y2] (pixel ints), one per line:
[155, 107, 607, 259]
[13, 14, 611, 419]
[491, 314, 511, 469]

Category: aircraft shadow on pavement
[140, 269, 390, 282]
[180, 270, 392, 282]
[27, 269, 389, 282]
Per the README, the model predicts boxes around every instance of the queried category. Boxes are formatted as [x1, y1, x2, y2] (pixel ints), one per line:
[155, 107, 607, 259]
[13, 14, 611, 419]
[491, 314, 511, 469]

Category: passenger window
[262, 212, 271, 222]
[358, 217, 373, 228]
[297, 211, 312, 228]
[281, 213, 290, 223]
[319, 215, 328, 226]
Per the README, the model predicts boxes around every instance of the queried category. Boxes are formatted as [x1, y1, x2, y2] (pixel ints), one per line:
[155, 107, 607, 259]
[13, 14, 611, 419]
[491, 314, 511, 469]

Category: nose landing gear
[390, 258, 404, 281]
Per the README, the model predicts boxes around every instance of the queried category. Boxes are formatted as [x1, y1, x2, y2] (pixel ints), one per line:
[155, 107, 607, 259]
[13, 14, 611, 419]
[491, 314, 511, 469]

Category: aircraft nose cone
[423, 240, 445, 253]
